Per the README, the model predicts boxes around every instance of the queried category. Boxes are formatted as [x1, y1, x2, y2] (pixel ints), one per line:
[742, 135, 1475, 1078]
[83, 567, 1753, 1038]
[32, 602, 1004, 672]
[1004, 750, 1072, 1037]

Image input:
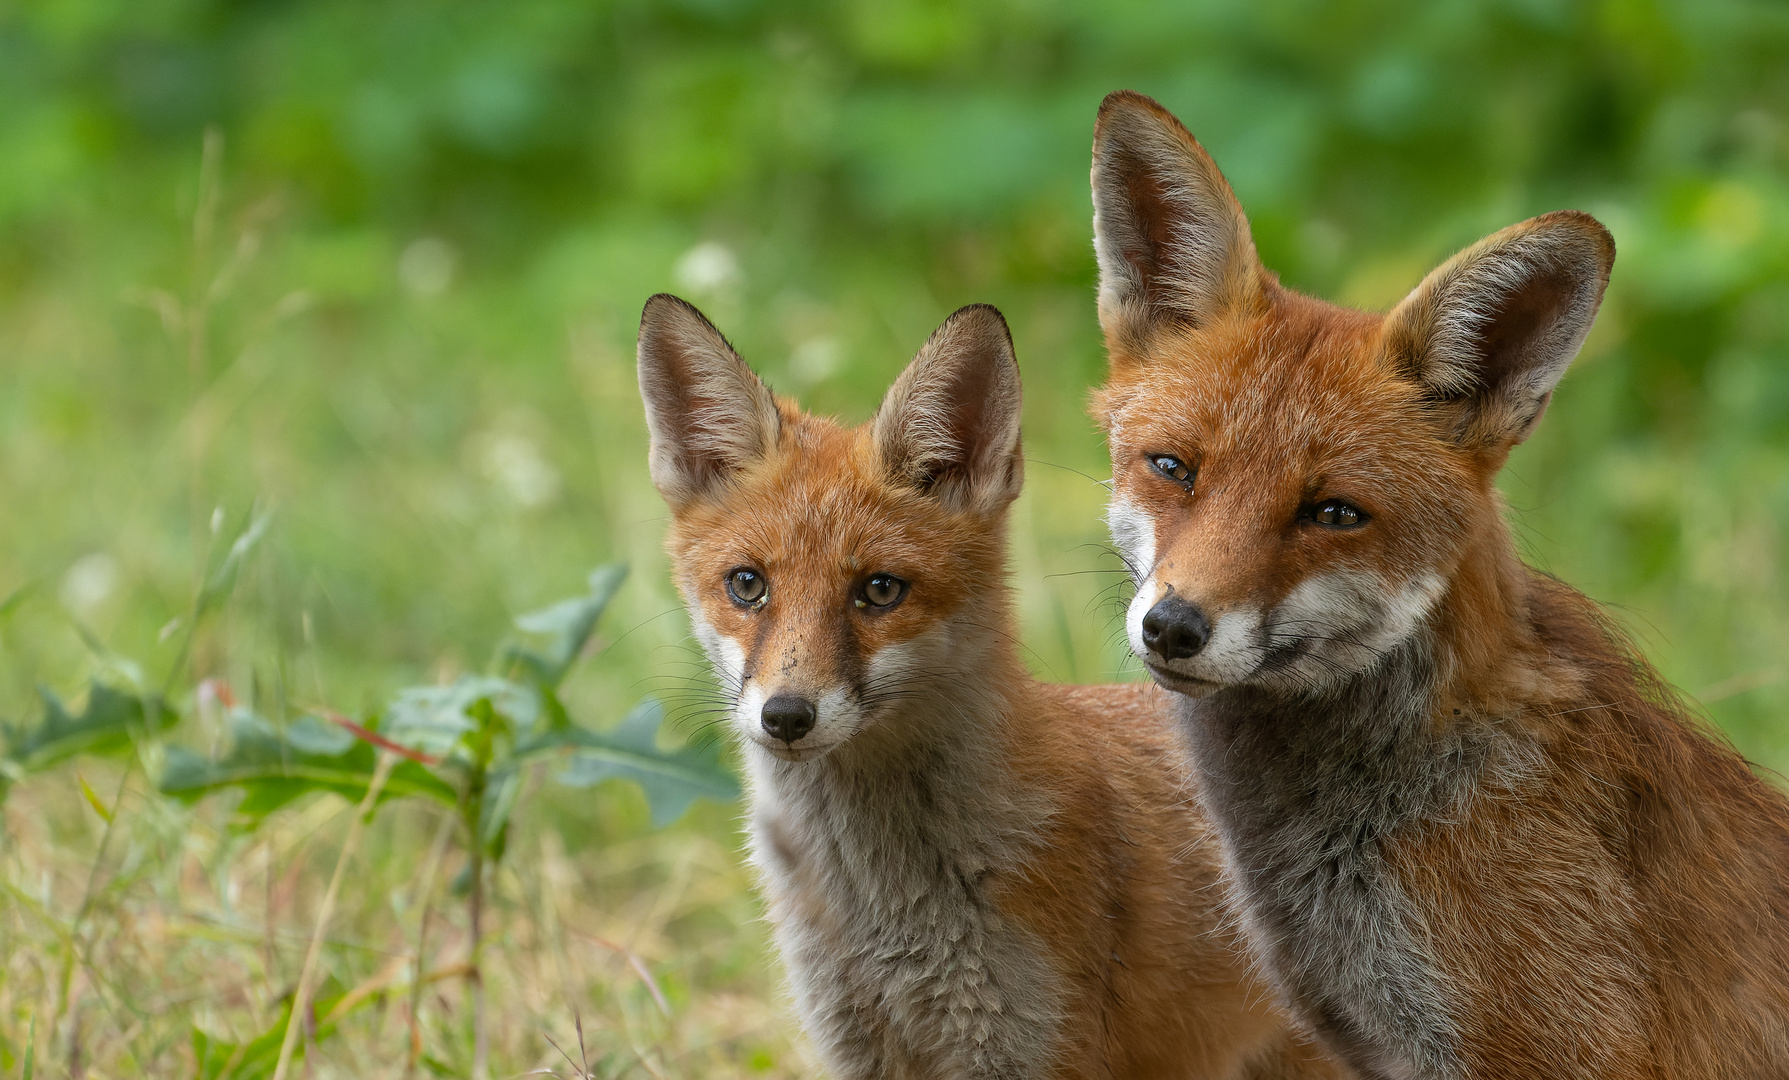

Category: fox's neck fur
[740, 592, 1068, 1078]
[1180, 612, 1520, 1080]
[1180, 509, 1785, 1080]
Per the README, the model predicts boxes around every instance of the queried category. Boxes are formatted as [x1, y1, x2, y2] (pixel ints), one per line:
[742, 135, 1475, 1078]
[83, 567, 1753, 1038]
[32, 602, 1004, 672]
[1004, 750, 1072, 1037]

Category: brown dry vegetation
[3, 763, 814, 1078]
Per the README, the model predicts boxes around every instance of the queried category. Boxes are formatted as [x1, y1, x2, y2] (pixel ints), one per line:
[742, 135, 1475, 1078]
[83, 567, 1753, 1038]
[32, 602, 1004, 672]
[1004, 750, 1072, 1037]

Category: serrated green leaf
[536, 699, 738, 827]
[4, 682, 171, 774]
[506, 563, 627, 689]
[385, 676, 536, 760]
[284, 714, 357, 756]
[159, 713, 456, 821]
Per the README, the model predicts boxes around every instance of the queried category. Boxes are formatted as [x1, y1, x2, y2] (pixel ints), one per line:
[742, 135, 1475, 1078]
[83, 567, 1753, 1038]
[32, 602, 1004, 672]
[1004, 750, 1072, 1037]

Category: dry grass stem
[271, 752, 398, 1080]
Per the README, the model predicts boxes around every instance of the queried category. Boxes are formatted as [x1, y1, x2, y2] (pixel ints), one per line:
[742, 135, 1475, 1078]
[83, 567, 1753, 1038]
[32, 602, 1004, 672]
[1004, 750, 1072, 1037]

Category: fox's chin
[1141, 661, 1227, 698]
[751, 738, 843, 763]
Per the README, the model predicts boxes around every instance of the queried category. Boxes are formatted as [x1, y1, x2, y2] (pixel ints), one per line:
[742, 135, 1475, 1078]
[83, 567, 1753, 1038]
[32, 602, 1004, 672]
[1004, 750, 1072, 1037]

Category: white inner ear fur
[1386, 215, 1612, 445]
[637, 296, 779, 505]
[873, 305, 1022, 516]
[1091, 94, 1258, 338]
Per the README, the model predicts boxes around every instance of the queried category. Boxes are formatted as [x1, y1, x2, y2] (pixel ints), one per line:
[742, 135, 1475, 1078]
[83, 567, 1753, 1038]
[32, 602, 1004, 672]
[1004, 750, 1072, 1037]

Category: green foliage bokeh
[2, 0, 1785, 760]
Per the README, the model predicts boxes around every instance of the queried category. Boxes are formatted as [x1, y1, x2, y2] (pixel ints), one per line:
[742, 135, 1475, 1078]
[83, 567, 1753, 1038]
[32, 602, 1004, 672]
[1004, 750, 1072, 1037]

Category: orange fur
[643, 296, 1346, 1079]
[1088, 91, 1789, 1078]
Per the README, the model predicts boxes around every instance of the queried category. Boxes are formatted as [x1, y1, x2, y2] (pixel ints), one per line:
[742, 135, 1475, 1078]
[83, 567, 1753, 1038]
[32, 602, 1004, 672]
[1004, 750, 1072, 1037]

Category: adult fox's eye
[1151, 455, 1194, 486]
[858, 574, 908, 610]
[1310, 500, 1368, 528]
[727, 568, 767, 607]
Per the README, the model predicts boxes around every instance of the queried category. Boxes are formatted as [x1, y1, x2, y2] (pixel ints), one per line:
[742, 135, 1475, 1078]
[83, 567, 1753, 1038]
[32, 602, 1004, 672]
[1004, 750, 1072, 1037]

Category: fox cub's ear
[637, 294, 779, 507]
[1383, 211, 1614, 448]
[1091, 90, 1263, 351]
[874, 304, 1023, 516]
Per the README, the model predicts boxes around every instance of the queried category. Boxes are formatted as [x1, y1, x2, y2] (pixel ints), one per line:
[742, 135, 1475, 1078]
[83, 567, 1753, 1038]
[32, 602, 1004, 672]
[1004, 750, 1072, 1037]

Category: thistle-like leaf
[535, 699, 738, 827]
[383, 676, 536, 762]
[159, 712, 456, 821]
[506, 564, 627, 690]
[4, 682, 171, 774]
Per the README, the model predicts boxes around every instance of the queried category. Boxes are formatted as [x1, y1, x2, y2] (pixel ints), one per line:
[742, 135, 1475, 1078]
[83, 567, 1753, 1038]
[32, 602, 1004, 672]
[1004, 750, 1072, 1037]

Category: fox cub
[1089, 89, 1789, 1079]
[638, 294, 1343, 1079]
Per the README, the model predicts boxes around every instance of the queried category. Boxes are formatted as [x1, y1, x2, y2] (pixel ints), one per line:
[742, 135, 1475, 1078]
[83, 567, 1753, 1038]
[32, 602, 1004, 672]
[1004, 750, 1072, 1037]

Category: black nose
[1141, 594, 1211, 661]
[761, 694, 817, 744]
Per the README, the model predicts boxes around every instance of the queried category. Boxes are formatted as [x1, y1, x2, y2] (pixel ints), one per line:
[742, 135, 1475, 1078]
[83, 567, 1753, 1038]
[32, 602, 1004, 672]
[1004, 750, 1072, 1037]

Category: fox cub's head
[1090, 91, 1614, 698]
[639, 296, 1022, 761]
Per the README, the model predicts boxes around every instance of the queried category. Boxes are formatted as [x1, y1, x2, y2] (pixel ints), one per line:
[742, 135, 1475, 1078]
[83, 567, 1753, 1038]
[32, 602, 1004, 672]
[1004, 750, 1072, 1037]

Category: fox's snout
[760, 694, 817, 745]
[1140, 594, 1210, 661]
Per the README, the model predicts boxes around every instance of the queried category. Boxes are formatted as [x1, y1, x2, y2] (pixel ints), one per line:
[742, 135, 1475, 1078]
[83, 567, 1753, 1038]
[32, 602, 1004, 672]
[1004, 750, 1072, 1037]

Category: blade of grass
[270, 751, 397, 1080]
[571, 931, 671, 1018]
[50, 761, 134, 1060]
[403, 799, 462, 1078]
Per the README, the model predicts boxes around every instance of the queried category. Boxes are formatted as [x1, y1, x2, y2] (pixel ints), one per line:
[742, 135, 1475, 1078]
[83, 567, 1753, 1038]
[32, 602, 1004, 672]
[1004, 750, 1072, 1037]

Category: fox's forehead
[672, 414, 978, 575]
[1102, 300, 1440, 477]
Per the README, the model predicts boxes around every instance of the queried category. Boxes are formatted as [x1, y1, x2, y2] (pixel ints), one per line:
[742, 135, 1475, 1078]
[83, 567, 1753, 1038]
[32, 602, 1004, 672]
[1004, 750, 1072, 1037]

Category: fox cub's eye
[726, 568, 768, 607]
[1309, 500, 1368, 528]
[1151, 455, 1194, 487]
[857, 574, 908, 610]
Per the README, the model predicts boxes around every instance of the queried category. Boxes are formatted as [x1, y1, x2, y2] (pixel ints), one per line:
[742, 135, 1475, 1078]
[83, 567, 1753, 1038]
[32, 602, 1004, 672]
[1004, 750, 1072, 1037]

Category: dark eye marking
[1300, 499, 1370, 529]
[1149, 454, 1195, 488]
[856, 573, 908, 611]
[726, 567, 768, 607]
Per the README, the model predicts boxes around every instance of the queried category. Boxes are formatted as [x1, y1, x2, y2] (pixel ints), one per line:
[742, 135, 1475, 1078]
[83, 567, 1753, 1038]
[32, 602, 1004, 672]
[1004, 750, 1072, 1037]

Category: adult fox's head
[639, 296, 1023, 761]
[1090, 91, 1614, 699]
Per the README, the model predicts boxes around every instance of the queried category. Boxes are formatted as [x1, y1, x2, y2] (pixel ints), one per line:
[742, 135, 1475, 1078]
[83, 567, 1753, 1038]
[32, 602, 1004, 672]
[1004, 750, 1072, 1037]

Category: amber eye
[726, 568, 768, 607]
[857, 574, 908, 610]
[1308, 500, 1368, 528]
[1151, 455, 1194, 487]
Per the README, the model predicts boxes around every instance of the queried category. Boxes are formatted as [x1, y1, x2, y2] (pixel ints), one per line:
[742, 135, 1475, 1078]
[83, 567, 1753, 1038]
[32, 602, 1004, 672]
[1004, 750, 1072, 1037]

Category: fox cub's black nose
[1142, 595, 1211, 661]
[761, 695, 817, 743]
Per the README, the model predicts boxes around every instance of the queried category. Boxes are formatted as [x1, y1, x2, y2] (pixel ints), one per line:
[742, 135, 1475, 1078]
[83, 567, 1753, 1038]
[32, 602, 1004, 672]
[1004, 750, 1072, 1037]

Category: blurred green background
[3, 1, 1789, 1074]
[3, 1, 1787, 778]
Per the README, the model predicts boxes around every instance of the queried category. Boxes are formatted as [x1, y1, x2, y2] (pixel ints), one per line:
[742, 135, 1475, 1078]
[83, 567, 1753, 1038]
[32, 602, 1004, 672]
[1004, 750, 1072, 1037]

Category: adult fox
[638, 294, 1343, 1079]
[1088, 89, 1789, 1079]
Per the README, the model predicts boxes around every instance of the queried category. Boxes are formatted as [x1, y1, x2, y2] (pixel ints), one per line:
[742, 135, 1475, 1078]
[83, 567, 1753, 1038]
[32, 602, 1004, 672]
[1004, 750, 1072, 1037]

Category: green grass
[3, 1, 1788, 1075]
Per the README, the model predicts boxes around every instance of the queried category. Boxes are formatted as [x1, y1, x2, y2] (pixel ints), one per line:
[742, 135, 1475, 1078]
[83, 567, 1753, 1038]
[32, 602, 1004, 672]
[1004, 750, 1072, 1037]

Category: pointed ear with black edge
[637, 293, 780, 508]
[1091, 90, 1264, 352]
[873, 304, 1023, 517]
[1383, 210, 1615, 448]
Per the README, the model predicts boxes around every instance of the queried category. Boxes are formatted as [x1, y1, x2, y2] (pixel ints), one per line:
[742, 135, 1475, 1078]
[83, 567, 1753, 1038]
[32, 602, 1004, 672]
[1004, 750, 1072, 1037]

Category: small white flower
[62, 553, 119, 615]
[399, 237, 458, 296]
[674, 241, 740, 294]
[473, 430, 562, 509]
[789, 336, 840, 384]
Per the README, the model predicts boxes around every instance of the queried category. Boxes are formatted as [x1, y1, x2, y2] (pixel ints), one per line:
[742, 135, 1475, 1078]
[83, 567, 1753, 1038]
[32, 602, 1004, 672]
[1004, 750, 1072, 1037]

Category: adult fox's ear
[1383, 211, 1614, 448]
[1091, 90, 1263, 353]
[874, 304, 1023, 516]
[637, 293, 779, 507]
